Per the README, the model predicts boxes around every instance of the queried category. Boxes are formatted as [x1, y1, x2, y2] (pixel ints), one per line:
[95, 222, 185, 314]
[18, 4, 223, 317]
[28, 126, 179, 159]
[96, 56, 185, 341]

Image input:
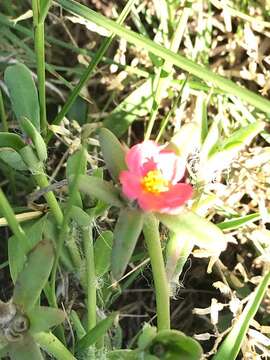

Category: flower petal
[157, 150, 186, 183]
[125, 140, 161, 175]
[137, 183, 193, 214]
[119, 171, 142, 200]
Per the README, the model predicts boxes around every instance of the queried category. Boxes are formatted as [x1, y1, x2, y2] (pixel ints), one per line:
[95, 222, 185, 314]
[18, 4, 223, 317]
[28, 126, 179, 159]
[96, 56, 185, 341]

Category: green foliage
[213, 272, 270, 360]
[20, 117, 47, 162]
[76, 312, 118, 352]
[0, 133, 25, 152]
[13, 240, 54, 312]
[56, 0, 270, 114]
[4, 63, 40, 131]
[28, 306, 65, 334]
[112, 208, 144, 280]
[8, 215, 48, 283]
[158, 210, 227, 254]
[103, 80, 153, 136]
[78, 174, 123, 207]
[99, 128, 127, 181]
[94, 230, 113, 277]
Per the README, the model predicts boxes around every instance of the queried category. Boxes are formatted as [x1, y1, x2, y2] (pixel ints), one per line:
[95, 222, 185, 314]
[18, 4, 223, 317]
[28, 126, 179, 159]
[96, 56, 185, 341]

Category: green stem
[34, 332, 76, 360]
[0, 188, 30, 251]
[34, 173, 63, 226]
[143, 214, 170, 331]
[0, 88, 8, 132]
[82, 223, 97, 331]
[32, 0, 47, 135]
[35, 22, 47, 135]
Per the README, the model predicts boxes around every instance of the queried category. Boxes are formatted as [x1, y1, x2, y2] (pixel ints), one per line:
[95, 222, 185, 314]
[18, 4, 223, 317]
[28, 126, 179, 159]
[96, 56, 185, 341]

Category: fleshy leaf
[28, 306, 65, 334]
[13, 240, 54, 312]
[8, 215, 48, 283]
[76, 312, 118, 352]
[78, 174, 123, 207]
[99, 128, 127, 181]
[147, 329, 202, 360]
[94, 230, 113, 277]
[0, 133, 25, 152]
[0, 149, 27, 171]
[6, 335, 44, 360]
[112, 208, 144, 280]
[158, 210, 227, 254]
[20, 117, 47, 162]
[4, 63, 40, 131]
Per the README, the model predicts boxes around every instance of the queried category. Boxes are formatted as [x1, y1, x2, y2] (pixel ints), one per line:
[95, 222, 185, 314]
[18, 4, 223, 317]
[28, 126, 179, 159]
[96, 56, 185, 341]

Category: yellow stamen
[141, 170, 169, 194]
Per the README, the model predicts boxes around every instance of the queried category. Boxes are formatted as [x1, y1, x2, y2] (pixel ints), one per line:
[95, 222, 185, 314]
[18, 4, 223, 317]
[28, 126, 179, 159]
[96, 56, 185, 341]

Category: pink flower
[119, 141, 193, 214]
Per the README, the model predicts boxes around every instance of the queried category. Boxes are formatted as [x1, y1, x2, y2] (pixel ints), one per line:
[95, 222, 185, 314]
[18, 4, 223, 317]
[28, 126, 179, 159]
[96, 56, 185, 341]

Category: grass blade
[213, 271, 270, 360]
[56, 0, 270, 115]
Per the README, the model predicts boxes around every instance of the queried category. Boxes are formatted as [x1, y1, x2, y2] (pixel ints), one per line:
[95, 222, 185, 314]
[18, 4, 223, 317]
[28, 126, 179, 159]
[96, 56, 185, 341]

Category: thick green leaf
[4, 63, 40, 130]
[0, 133, 25, 151]
[112, 208, 144, 280]
[103, 79, 153, 136]
[6, 336, 44, 360]
[13, 240, 54, 312]
[19, 145, 43, 174]
[94, 230, 113, 277]
[148, 329, 202, 360]
[70, 206, 91, 227]
[220, 122, 264, 151]
[28, 306, 65, 334]
[8, 216, 48, 283]
[158, 210, 227, 254]
[0, 149, 27, 171]
[20, 117, 47, 162]
[99, 128, 127, 181]
[78, 174, 123, 207]
[76, 312, 118, 352]
[213, 272, 270, 360]
[34, 332, 77, 360]
[107, 350, 138, 360]
[66, 148, 87, 208]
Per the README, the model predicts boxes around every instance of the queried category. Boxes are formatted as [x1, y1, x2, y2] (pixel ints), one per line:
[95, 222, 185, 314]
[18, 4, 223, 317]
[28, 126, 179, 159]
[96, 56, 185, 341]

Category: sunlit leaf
[220, 122, 264, 151]
[158, 210, 227, 254]
[165, 232, 193, 296]
[112, 209, 144, 280]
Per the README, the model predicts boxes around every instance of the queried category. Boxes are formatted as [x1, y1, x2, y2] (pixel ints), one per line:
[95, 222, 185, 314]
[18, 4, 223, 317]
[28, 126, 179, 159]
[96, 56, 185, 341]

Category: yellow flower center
[141, 170, 169, 194]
